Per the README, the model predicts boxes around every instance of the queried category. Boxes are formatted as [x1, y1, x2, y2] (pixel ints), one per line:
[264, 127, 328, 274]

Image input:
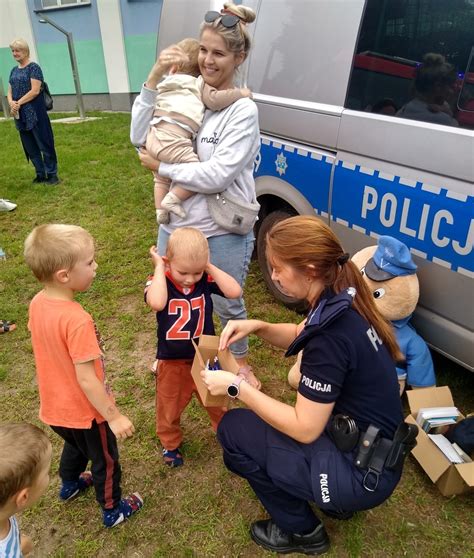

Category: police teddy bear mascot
[287, 236, 436, 395]
[351, 236, 436, 395]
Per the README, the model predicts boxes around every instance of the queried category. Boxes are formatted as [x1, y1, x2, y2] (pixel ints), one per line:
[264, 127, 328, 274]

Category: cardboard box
[191, 335, 238, 407]
[406, 386, 474, 496]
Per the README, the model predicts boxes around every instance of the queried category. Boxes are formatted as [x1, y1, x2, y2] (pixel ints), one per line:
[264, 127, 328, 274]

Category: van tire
[256, 210, 308, 314]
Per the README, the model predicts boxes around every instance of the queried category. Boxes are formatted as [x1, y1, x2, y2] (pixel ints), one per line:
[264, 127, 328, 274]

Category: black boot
[250, 518, 330, 555]
[32, 175, 47, 183]
[46, 174, 60, 185]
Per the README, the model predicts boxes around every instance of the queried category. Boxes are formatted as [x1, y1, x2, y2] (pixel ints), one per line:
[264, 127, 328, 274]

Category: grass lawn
[0, 112, 473, 558]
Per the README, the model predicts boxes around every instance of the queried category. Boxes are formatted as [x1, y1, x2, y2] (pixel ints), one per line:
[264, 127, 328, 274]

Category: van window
[248, 1, 364, 106]
[346, 0, 474, 129]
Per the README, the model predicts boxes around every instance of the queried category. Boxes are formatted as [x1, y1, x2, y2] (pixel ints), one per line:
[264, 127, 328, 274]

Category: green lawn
[0, 113, 473, 558]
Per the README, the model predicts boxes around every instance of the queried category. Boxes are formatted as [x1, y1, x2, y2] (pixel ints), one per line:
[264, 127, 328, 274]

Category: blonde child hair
[24, 224, 94, 282]
[9, 38, 30, 56]
[175, 38, 200, 77]
[0, 423, 51, 507]
[166, 227, 209, 263]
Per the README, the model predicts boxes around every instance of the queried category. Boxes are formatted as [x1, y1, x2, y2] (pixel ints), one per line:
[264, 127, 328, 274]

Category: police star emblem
[275, 152, 288, 176]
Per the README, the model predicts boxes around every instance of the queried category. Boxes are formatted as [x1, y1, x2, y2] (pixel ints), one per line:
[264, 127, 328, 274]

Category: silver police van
[157, 0, 474, 371]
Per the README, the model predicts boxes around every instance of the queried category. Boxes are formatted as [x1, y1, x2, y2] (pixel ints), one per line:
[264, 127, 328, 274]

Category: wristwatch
[227, 375, 245, 399]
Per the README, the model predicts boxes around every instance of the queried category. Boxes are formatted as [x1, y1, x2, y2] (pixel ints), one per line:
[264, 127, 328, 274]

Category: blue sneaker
[162, 448, 183, 467]
[59, 471, 93, 501]
[102, 493, 143, 528]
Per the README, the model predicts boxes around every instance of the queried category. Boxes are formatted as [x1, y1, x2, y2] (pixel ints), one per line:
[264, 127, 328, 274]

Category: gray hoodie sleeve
[130, 84, 156, 147]
[159, 98, 259, 194]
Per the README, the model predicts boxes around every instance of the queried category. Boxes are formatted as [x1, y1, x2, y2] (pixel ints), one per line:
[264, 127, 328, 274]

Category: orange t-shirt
[28, 290, 110, 428]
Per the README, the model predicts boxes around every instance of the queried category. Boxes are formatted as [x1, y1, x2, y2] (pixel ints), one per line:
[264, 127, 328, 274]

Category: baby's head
[24, 224, 96, 290]
[175, 38, 200, 77]
[165, 227, 209, 288]
[0, 423, 52, 515]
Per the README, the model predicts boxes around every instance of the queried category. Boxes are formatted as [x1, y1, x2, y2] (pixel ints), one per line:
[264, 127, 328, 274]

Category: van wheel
[256, 210, 308, 314]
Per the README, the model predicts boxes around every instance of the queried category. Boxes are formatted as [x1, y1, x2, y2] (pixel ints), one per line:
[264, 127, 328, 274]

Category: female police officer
[201, 216, 415, 555]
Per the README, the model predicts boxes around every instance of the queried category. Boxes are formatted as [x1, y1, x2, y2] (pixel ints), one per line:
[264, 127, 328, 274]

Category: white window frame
[41, 0, 91, 9]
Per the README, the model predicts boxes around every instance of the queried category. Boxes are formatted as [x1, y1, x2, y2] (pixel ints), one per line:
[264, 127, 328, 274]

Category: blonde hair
[267, 216, 403, 361]
[24, 224, 94, 282]
[0, 423, 51, 507]
[176, 38, 200, 77]
[9, 38, 30, 57]
[200, 2, 256, 60]
[166, 227, 209, 263]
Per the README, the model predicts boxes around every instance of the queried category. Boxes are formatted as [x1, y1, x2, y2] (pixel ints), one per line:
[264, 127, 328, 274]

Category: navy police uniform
[218, 289, 404, 534]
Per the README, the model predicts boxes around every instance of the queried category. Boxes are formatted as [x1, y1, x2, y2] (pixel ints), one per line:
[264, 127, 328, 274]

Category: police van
[157, 0, 474, 371]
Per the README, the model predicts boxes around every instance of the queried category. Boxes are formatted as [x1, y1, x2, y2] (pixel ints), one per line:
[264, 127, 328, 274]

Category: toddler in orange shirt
[24, 224, 143, 528]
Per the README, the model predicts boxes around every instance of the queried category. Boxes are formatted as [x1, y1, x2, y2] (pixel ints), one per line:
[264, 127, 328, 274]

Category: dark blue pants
[19, 125, 57, 177]
[217, 409, 401, 534]
[51, 421, 122, 510]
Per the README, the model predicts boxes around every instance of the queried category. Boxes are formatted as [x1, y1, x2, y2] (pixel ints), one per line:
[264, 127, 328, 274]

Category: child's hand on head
[149, 246, 165, 270]
[157, 45, 189, 71]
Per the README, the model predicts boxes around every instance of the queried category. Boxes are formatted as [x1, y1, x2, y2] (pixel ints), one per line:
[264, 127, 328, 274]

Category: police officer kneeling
[201, 216, 417, 556]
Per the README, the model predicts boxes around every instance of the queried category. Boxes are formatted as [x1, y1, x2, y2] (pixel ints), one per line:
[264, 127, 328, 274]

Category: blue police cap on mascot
[365, 236, 417, 281]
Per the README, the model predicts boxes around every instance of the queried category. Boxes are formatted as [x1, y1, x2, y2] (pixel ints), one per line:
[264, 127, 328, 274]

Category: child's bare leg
[161, 185, 193, 219]
[153, 174, 171, 225]
[21, 534, 34, 556]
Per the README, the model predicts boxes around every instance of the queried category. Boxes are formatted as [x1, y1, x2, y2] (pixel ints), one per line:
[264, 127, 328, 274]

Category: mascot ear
[351, 246, 377, 271]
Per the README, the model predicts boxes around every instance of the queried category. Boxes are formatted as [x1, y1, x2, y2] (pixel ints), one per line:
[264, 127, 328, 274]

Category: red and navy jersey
[145, 272, 224, 360]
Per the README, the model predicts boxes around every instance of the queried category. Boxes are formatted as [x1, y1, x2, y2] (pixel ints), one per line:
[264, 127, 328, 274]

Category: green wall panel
[36, 40, 108, 95]
[124, 34, 158, 93]
[0, 47, 15, 95]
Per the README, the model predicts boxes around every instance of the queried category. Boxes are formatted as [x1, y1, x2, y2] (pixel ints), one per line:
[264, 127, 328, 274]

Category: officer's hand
[200, 369, 235, 396]
[219, 320, 262, 351]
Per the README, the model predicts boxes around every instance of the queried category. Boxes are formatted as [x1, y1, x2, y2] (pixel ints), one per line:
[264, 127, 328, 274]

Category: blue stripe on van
[254, 139, 474, 276]
[255, 140, 332, 216]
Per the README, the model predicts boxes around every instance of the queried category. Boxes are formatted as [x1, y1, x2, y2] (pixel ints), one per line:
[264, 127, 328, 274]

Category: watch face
[227, 383, 239, 397]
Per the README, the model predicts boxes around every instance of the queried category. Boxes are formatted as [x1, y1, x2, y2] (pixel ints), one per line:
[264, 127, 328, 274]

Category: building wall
[120, 0, 162, 93]
[0, 0, 37, 96]
[27, 0, 108, 94]
[0, 0, 164, 111]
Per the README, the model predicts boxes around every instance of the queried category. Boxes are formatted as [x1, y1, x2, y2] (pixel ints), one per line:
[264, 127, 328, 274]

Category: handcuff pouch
[327, 414, 360, 452]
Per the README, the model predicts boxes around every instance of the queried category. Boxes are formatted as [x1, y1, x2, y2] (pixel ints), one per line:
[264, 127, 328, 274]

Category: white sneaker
[0, 199, 17, 212]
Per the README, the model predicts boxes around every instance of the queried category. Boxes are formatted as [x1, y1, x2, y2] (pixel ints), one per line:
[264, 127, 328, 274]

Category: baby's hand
[241, 87, 253, 99]
[149, 245, 165, 270]
[158, 45, 189, 70]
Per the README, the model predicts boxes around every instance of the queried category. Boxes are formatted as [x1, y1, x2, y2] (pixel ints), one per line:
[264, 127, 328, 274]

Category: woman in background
[8, 38, 59, 185]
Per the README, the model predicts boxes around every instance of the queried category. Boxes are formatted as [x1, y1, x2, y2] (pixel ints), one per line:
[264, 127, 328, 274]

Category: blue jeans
[19, 125, 58, 177]
[158, 228, 254, 358]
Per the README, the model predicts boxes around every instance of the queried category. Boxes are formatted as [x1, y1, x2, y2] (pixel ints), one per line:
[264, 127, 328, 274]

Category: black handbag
[41, 81, 53, 111]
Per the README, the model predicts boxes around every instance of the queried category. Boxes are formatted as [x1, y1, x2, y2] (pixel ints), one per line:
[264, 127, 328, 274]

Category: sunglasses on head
[204, 10, 241, 28]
